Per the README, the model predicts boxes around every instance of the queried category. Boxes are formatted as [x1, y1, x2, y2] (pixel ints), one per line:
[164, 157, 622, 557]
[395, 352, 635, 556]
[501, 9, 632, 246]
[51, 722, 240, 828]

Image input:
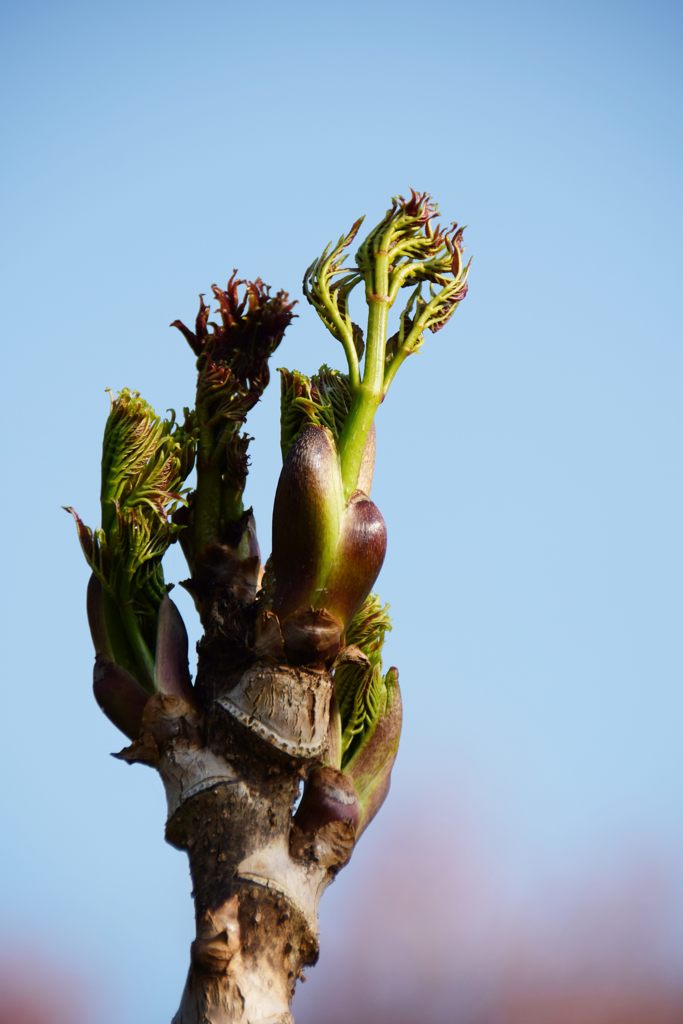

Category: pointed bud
[344, 667, 402, 837]
[272, 425, 386, 655]
[93, 655, 149, 739]
[294, 766, 360, 835]
[291, 766, 360, 869]
[323, 491, 386, 626]
[272, 424, 344, 619]
[154, 595, 194, 702]
[64, 506, 94, 563]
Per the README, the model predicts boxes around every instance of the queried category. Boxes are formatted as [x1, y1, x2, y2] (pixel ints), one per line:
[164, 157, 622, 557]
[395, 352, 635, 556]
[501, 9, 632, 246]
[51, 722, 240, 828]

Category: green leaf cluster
[68, 388, 193, 689]
[302, 191, 470, 497]
[335, 592, 393, 765]
[279, 365, 352, 458]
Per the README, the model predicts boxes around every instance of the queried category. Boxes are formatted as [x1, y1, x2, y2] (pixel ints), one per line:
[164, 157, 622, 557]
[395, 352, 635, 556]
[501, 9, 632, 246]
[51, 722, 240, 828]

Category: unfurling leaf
[332, 591, 401, 837]
[343, 666, 402, 836]
[304, 190, 469, 499]
[68, 389, 193, 692]
[332, 593, 401, 835]
[168, 276, 294, 633]
[279, 366, 352, 458]
[335, 593, 393, 759]
[303, 219, 364, 385]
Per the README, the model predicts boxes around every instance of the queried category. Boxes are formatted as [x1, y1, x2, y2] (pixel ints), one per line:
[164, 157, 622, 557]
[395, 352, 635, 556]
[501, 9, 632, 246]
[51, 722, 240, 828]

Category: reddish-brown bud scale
[271, 426, 387, 661]
[294, 766, 360, 835]
[272, 425, 343, 621]
[93, 655, 149, 739]
[155, 595, 195, 702]
[344, 667, 402, 836]
[322, 491, 386, 626]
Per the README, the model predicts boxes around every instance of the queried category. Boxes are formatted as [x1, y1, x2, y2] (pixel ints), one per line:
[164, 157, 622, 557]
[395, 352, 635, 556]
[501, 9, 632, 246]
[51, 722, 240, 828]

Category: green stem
[383, 347, 410, 393]
[339, 248, 390, 498]
[118, 599, 156, 692]
[341, 334, 361, 389]
[384, 277, 460, 393]
[320, 280, 360, 387]
[192, 407, 222, 557]
[338, 386, 381, 498]
[363, 288, 389, 395]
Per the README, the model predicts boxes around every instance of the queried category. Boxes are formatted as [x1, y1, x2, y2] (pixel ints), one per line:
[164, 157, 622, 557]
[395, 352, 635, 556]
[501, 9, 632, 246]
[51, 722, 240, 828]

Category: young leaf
[68, 389, 192, 691]
[335, 592, 393, 761]
[172, 274, 295, 574]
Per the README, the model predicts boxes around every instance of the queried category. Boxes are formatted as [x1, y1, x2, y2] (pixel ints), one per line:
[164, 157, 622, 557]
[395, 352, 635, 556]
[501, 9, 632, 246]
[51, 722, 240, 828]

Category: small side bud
[323, 492, 386, 626]
[272, 425, 386, 649]
[272, 425, 343, 620]
[154, 595, 194, 702]
[93, 655, 149, 739]
[290, 766, 360, 870]
[181, 511, 261, 617]
[294, 766, 360, 835]
[344, 667, 402, 837]
[280, 608, 343, 665]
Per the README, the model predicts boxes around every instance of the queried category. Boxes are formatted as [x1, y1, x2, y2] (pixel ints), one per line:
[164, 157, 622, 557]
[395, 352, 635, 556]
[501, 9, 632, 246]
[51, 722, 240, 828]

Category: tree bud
[344, 667, 402, 837]
[294, 766, 360, 835]
[271, 425, 386, 658]
[272, 425, 343, 619]
[322, 490, 386, 627]
[93, 655, 149, 739]
[154, 595, 195, 702]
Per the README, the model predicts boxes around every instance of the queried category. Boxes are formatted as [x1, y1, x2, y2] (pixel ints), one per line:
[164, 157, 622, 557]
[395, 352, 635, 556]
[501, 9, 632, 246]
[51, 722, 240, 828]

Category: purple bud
[93, 655, 149, 739]
[294, 766, 360, 835]
[323, 492, 387, 625]
[344, 667, 402, 837]
[154, 595, 194, 702]
[272, 425, 343, 620]
[271, 425, 387, 655]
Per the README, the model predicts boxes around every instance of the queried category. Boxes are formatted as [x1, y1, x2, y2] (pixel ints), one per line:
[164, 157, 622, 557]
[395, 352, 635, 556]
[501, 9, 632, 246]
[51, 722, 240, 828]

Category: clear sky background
[1, 1, 682, 1021]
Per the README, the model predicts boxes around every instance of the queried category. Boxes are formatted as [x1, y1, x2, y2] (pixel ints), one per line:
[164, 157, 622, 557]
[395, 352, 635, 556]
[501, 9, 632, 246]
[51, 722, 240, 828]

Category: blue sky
[2, 1, 682, 1020]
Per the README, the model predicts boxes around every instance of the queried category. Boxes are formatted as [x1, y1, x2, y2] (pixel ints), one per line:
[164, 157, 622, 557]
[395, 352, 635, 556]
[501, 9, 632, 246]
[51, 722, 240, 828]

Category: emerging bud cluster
[270, 423, 386, 663]
[66, 389, 194, 695]
[68, 190, 468, 864]
[303, 190, 469, 498]
[172, 274, 295, 613]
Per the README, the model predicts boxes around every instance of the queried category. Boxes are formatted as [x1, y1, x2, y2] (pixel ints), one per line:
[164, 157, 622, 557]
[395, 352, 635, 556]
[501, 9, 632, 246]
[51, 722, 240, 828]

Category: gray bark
[118, 655, 354, 1024]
